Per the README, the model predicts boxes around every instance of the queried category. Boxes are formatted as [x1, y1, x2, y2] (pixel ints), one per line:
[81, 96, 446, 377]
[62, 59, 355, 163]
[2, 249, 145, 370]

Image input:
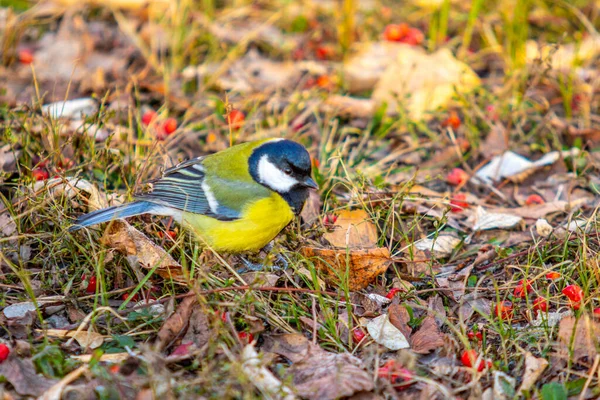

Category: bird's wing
[135, 157, 242, 221]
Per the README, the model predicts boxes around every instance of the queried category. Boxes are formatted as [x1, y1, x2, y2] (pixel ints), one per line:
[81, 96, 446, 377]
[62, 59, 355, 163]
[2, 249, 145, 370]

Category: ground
[1, 0, 600, 399]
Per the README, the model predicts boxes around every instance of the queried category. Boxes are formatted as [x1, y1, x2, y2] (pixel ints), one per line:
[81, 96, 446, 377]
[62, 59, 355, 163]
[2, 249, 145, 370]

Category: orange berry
[383, 23, 409, 42]
[525, 194, 545, 205]
[18, 49, 34, 64]
[227, 109, 245, 130]
[450, 193, 469, 212]
[546, 271, 561, 280]
[442, 111, 461, 130]
[494, 301, 513, 320]
[32, 168, 49, 181]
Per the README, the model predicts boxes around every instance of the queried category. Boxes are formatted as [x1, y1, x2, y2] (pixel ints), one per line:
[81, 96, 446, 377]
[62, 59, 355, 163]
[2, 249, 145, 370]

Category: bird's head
[249, 139, 318, 196]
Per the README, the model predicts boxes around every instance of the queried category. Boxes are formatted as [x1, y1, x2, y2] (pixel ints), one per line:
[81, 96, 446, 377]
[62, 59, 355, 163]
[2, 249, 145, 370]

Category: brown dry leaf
[181, 306, 212, 349]
[300, 190, 322, 226]
[409, 316, 445, 354]
[481, 124, 508, 159]
[555, 315, 600, 368]
[320, 95, 376, 119]
[155, 294, 197, 350]
[323, 209, 378, 249]
[518, 352, 548, 394]
[264, 334, 374, 400]
[100, 220, 184, 281]
[0, 356, 57, 397]
[387, 304, 412, 339]
[301, 246, 391, 291]
[435, 265, 473, 301]
[372, 47, 481, 120]
[42, 329, 104, 349]
[495, 199, 588, 220]
[344, 42, 407, 93]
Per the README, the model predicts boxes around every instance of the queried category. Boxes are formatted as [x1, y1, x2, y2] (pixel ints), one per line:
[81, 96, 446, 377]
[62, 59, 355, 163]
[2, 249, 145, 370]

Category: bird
[70, 138, 318, 253]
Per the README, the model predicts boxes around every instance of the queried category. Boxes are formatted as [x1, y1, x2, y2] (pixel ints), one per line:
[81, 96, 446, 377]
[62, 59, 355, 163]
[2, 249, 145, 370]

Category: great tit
[70, 138, 318, 252]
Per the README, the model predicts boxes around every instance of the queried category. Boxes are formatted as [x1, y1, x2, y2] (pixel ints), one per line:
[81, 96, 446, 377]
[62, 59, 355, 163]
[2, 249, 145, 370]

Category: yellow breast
[180, 192, 295, 253]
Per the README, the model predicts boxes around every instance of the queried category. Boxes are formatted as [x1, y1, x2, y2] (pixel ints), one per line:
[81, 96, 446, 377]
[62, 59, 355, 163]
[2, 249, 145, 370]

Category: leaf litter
[1, 0, 600, 398]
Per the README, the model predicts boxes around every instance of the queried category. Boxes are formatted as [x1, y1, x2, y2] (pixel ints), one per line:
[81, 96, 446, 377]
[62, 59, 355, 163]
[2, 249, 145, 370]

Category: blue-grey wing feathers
[71, 156, 241, 231]
[69, 201, 156, 231]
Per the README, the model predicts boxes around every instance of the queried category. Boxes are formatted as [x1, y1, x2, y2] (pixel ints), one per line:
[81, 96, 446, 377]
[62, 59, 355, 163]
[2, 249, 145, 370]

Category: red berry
[323, 214, 338, 227]
[546, 271, 561, 280]
[227, 109, 245, 130]
[238, 332, 254, 344]
[32, 168, 49, 181]
[486, 105, 499, 121]
[383, 23, 409, 42]
[141, 110, 157, 126]
[467, 331, 483, 341]
[352, 327, 367, 343]
[525, 194, 545, 205]
[460, 349, 486, 372]
[402, 28, 424, 46]
[450, 193, 469, 212]
[171, 342, 193, 356]
[385, 288, 401, 299]
[533, 297, 548, 314]
[377, 360, 413, 388]
[18, 49, 34, 64]
[513, 279, 533, 298]
[0, 344, 9, 363]
[316, 75, 332, 89]
[108, 364, 120, 374]
[162, 118, 177, 134]
[447, 168, 469, 186]
[494, 301, 513, 320]
[86, 276, 97, 294]
[593, 308, 600, 317]
[562, 284, 583, 309]
[158, 230, 177, 240]
[121, 293, 140, 302]
[315, 45, 334, 60]
[442, 111, 461, 130]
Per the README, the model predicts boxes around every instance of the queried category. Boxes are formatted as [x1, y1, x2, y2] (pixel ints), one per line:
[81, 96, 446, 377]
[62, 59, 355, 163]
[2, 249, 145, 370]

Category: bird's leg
[235, 242, 288, 273]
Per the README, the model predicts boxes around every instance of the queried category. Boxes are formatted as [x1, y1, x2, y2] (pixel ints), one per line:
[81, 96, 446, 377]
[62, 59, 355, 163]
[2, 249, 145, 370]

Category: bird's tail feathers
[69, 201, 155, 232]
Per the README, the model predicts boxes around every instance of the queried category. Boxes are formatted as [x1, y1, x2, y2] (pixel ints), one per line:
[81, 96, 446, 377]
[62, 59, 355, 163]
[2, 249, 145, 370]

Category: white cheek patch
[258, 155, 298, 192]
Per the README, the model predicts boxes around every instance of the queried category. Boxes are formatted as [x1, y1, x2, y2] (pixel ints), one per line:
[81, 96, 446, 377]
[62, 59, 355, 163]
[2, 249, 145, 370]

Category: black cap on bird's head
[249, 139, 317, 213]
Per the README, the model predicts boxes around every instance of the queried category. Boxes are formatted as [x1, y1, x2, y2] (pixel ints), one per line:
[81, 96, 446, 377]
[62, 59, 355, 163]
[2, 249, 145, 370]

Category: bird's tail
[69, 201, 156, 232]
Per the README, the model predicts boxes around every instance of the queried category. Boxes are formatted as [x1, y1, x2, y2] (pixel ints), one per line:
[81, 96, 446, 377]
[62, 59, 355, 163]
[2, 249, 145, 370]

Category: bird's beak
[302, 177, 318, 189]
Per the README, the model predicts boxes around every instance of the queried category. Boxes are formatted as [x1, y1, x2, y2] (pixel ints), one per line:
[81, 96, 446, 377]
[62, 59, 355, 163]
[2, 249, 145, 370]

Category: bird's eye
[284, 168, 292, 175]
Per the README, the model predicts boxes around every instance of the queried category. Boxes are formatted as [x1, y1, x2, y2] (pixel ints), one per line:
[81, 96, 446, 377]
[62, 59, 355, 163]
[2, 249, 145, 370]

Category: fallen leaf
[0, 144, 20, 175]
[344, 42, 406, 93]
[181, 305, 211, 349]
[409, 316, 445, 354]
[472, 150, 578, 184]
[435, 264, 474, 301]
[323, 209, 378, 249]
[320, 95, 376, 119]
[155, 294, 197, 350]
[372, 47, 481, 120]
[492, 371, 516, 400]
[518, 352, 548, 394]
[300, 190, 322, 226]
[43, 329, 104, 349]
[42, 98, 98, 119]
[0, 356, 57, 397]
[468, 206, 523, 231]
[3, 302, 37, 319]
[532, 310, 571, 328]
[38, 365, 88, 400]
[72, 352, 130, 363]
[526, 34, 600, 70]
[296, 266, 327, 291]
[263, 334, 374, 400]
[387, 304, 412, 339]
[100, 220, 184, 281]
[481, 124, 508, 159]
[366, 314, 410, 350]
[301, 246, 391, 290]
[414, 234, 461, 257]
[555, 315, 600, 368]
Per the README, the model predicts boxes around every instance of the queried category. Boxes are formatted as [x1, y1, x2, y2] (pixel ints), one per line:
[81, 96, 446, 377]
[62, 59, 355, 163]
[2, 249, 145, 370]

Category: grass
[0, 0, 599, 398]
